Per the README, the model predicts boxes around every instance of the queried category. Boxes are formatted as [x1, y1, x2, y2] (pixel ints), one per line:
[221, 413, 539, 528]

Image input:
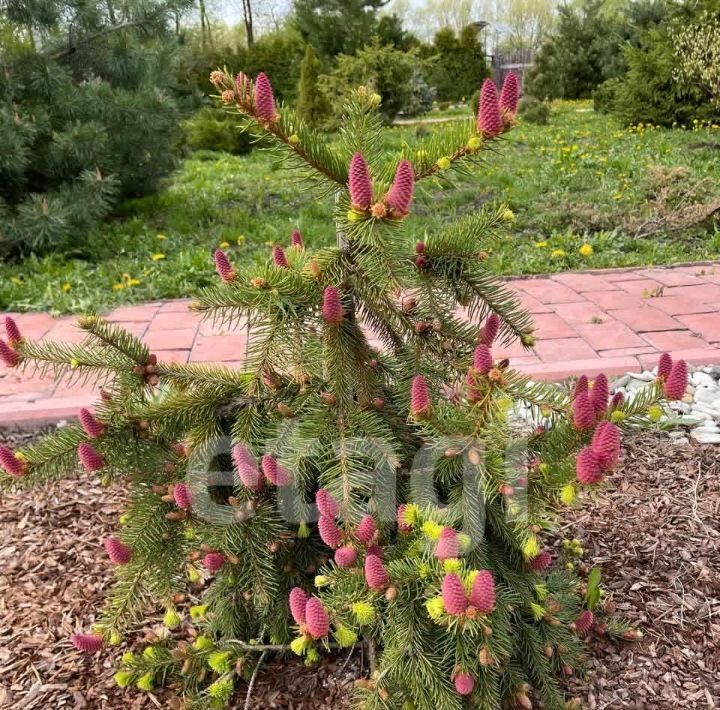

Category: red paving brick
[2, 263, 720, 425]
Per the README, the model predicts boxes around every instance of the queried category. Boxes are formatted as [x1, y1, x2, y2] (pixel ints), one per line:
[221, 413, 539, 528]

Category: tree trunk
[242, 0, 254, 48]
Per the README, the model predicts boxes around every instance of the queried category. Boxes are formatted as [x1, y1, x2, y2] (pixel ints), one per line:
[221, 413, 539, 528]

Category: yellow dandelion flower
[551, 249, 566, 258]
[535, 241, 548, 248]
[579, 244, 593, 257]
[219, 241, 230, 249]
[151, 253, 165, 261]
[156, 233, 166, 240]
[62, 283, 72, 292]
[112, 283, 125, 291]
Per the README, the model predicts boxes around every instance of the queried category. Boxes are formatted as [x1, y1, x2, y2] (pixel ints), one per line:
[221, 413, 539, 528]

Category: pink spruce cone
[71, 633, 103, 654]
[348, 153, 373, 210]
[478, 313, 500, 346]
[0, 339, 18, 368]
[609, 391, 625, 411]
[0, 446, 25, 477]
[472, 344, 493, 375]
[173, 482, 192, 509]
[442, 573, 468, 615]
[454, 672, 475, 696]
[289, 586, 308, 624]
[334, 546, 358, 568]
[477, 78, 503, 137]
[499, 73, 520, 115]
[435, 527, 460, 561]
[203, 552, 225, 572]
[316, 488, 340, 519]
[590, 373, 609, 415]
[574, 374, 589, 399]
[367, 544, 384, 558]
[592, 421, 621, 470]
[253, 72, 276, 121]
[572, 393, 596, 430]
[261, 454, 290, 486]
[79, 408, 105, 438]
[322, 287, 344, 324]
[469, 570, 495, 614]
[384, 160, 414, 216]
[657, 352, 673, 380]
[355, 515, 376, 545]
[77, 442, 103, 472]
[290, 229, 304, 248]
[4, 316, 22, 346]
[233, 444, 262, 491]
[576, 446, 602, 484]
[214, 249, 235, 282]
[104, 537, 132, 565]
[574, 610, 594, 635]
[272, 245, 289, 268]
[664, 360, 688, 400]
[397, 505, 411, 532]
[305, 596, 330, 639]
[528, 550, 553, 572]
[410, 375, 430, 417]
[364, 554, 389, 590]
[318, 515, 343, 548]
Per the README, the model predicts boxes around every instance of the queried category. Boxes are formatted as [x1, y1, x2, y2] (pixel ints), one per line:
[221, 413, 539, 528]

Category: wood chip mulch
[0, 428, 717, 708]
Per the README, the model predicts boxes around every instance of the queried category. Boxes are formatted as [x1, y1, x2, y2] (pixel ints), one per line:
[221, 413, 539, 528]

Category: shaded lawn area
[2, 100, 719, 315]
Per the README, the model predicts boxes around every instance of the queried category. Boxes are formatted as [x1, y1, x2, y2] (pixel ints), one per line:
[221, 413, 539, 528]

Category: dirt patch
[0, 428, 717, 708]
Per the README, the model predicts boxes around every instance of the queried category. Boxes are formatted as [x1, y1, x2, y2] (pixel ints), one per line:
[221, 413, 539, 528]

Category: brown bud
[133, 364, 146, 376]
[384, 586, 397, 601]
[517, 693, 533, 708]
[145, 364, 158, 376]
[250, 277, 269, 289]
[468, 448, 482, 465]
[180, 658, 192, 675]
[146, 354, 157, 366]
[401, 296, 417, 313]
[100, 389, 112, 401]
[415, 255, 428, 269]
[146, 374, 160, 386]
[603, 599, 617, 615]
[562, 664, 573, 677]
[431, 318, 442, 332]
[320, 391, 337, 406]
[200, 544, 215, 553]
[378, 689, 390, 702]
[188, 551, 201, 561]
[415, 321, 429, 334]
[355, 679, 373, 690]
[499, 483, 514, 496]
[372, 397, 385, 410]
[445, 448, 459, 458]
[244, 590, 253, 600]
[478, 250, 489, 261]
[465, 605, 478, 619]
[543, 645, 554, 658]
[163, 462, 177, 475]
[487, 367, 503, 384]
[478, 647, 492, 666]
[226, 553, 240, 565]
[161, 494, 174, 503]
[307, 261, 322, 279]
[268, 541, 281, 554]
[277, 403, 294, 418]
[165, 511, 187, 521]
[368, 358, 379, 369]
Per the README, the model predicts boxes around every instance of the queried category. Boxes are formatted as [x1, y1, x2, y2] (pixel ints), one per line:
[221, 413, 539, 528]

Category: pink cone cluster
[322, 287, 344, 324]
[573, 610, 594, 635]
[316, 488, 340, 518]
[0, 317, 21, 367]
[477, 78, 503, 137]
[203, 552, 226, 572]
[528, 550, 553, 572]
[410, 375, 431, 417]
[572, 392, 595, 430]
[104, 537, 132, 565]
[78, 442, 104, 472]
[396, 504, 411, 532]
[318, 514, 343, 548]
[453, 672, 475, 696]
[272, 245, 289, 268]
[233, 443, 263, 491]
[289, 586, 308, 625]
[71, 633, 103, 654]
[472, 344, 493, 375]
[590, 373, 609, 416]
[315, 488, 344, 550]
[0, 445, 26, 477]
[334, 546, 358, 568]
[214, 249, 235, 282]
[253, 72, 276, 121]
[384, 160, 415, 216]
[441, 570, 495, 616]
[261, 454, 290, 486]
[355, 514, 377, 544]
[304, 596, 330, 639]
[435, 527, 459, 561]
[576, 421, 622, 484]
[364, 554, 389, 590]
[478, 313, 500, 346]
[657, 353, 688, 400]
[290, 229, 304, 248]
[499, 73, 520, 115]
[173, 482, 192, 509]
[349, 153, 373, 210]
[79, 408, 105, 438]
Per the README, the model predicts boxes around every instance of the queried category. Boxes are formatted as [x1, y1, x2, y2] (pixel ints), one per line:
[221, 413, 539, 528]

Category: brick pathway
[2, 263, 720, 426]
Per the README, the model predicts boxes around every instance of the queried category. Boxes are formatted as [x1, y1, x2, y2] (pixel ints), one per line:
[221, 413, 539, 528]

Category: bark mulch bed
[0, 428, 717, 708]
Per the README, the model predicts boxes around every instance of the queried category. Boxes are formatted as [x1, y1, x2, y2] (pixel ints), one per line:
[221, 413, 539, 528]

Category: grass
[3, 100, 720, 314]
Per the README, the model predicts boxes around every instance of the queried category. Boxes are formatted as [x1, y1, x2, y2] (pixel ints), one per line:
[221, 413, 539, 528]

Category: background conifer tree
[0, 69, 684, 709]
[296, 44, 329, 125]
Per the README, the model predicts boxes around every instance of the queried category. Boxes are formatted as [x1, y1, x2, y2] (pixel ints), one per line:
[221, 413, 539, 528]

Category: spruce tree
[0, 71, 686, 709]
[0, 0, 191, 257]
[296, 44, 328, 125]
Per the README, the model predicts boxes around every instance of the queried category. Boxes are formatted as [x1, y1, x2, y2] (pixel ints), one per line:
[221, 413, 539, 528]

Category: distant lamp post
[472, 20, 491, 64]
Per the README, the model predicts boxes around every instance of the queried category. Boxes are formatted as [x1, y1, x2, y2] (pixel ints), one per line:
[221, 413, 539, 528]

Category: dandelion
[551, 249, 566, 258]
[156, 233, 166, 240]
[219, 241, 230, 249]
[62, 283, 72, 292]
[579, 244, 593, 257]
[535, 241, 548, 248]
[151, 253, 165, 262]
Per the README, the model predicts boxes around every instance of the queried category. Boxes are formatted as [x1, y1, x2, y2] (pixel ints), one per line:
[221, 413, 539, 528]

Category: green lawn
[3, 100, 720, 314]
